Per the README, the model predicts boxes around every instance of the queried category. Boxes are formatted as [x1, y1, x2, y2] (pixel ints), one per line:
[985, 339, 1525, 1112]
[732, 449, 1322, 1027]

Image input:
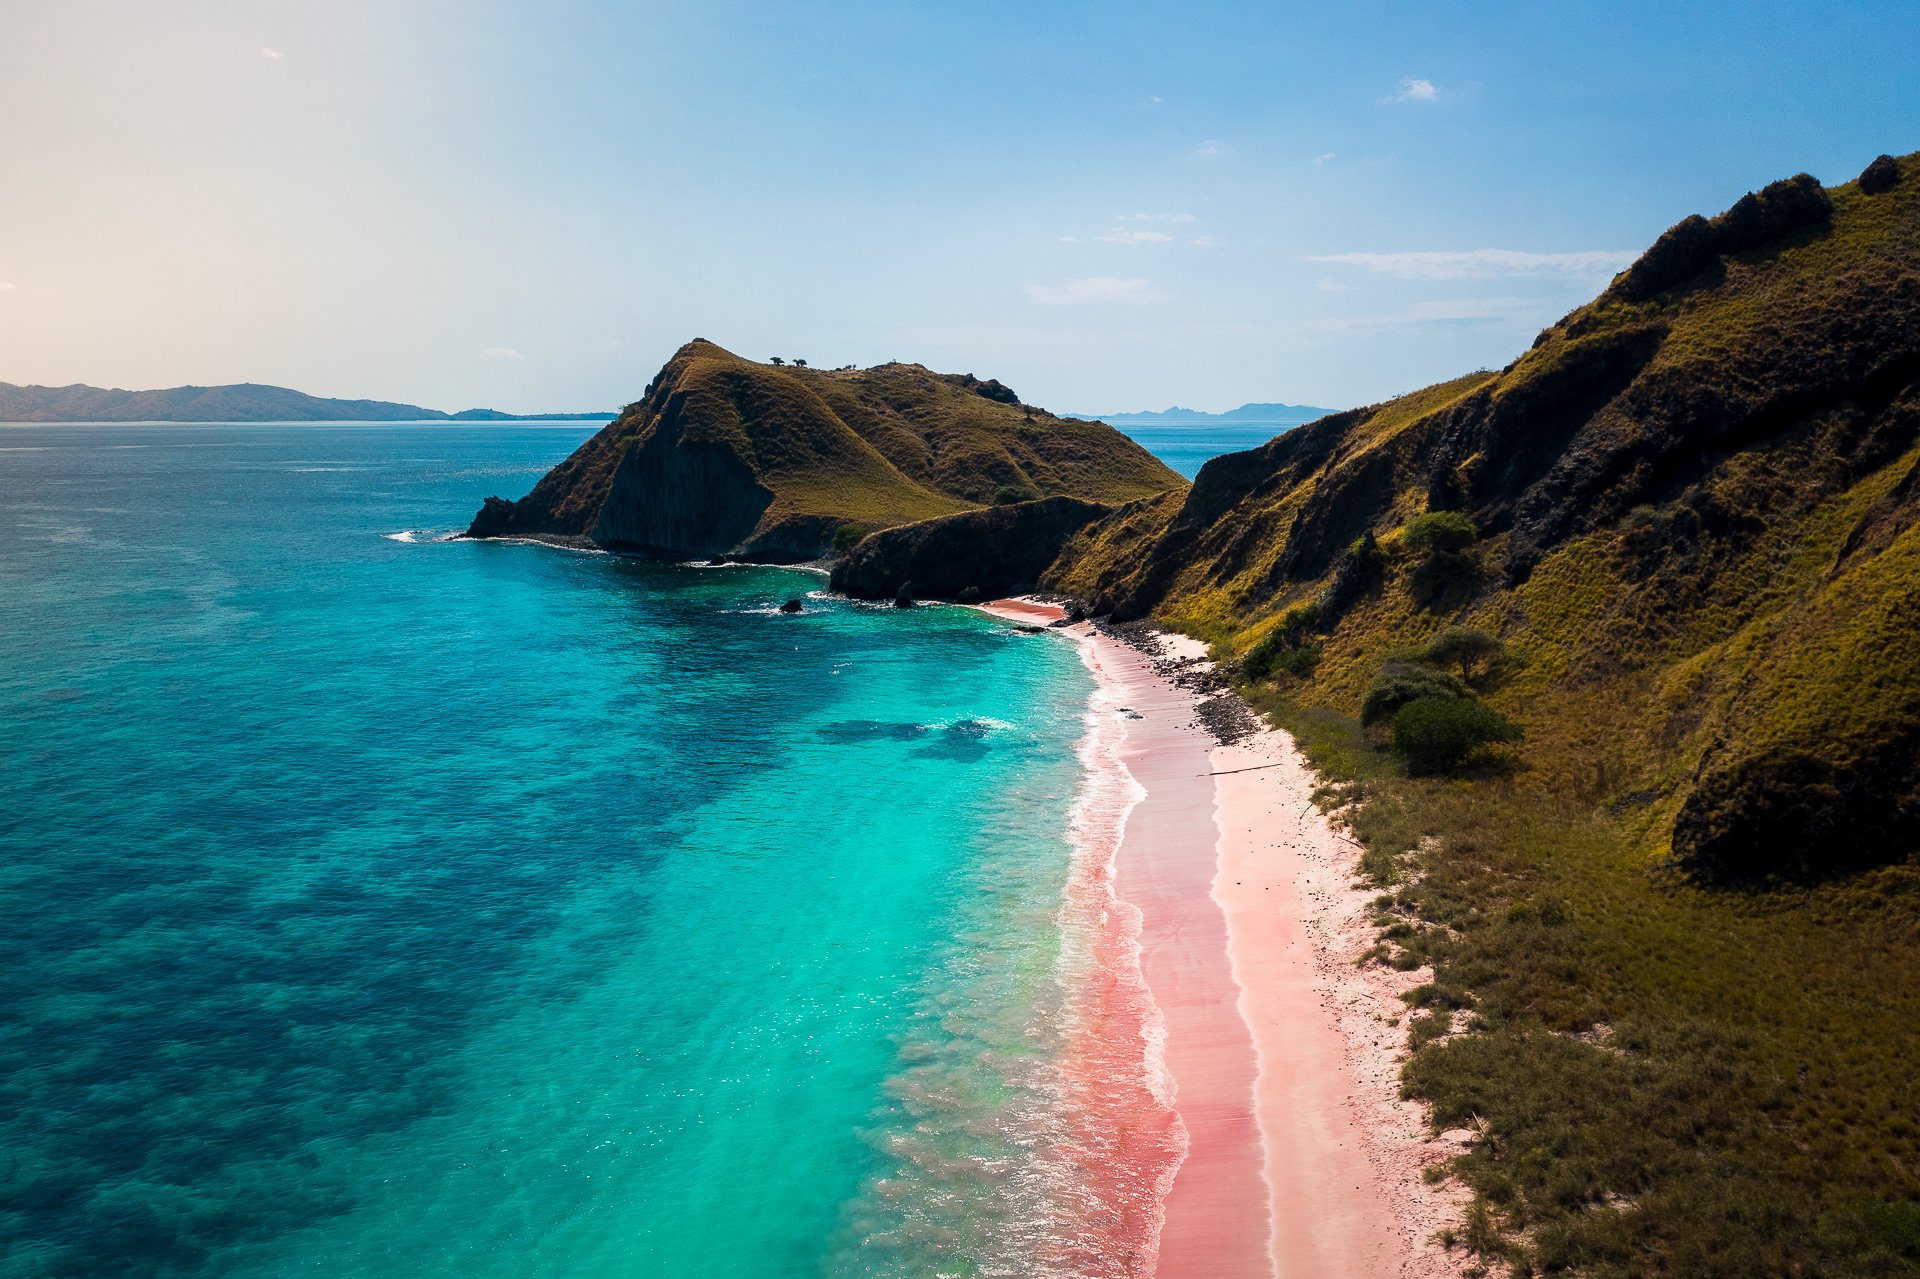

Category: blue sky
[1, 0, 1915, 412]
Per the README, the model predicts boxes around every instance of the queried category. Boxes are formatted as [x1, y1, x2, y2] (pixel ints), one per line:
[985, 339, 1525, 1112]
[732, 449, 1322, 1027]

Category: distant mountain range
[1069, 402, 1337, 427]
[0, 381, 615, 423]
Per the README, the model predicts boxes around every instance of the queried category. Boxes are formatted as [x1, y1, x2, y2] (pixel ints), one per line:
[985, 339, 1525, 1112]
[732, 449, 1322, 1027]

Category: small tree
[793, 358, 809, 368]
[1391, 696, 1522, 775]
[769, 356, 785, 365]
[1400, 510, 1478, 555]
[1426, 626, 1503, 681]
[1362, 663, 1470, 726]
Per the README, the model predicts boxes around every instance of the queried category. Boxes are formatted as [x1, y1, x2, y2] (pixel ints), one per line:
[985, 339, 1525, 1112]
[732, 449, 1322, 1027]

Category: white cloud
[1380, 77, 1438, 104]
[1308, 248, 1637, 280]
[1118, 212, 1195, 223]
[259, 46, 283, 60]
[1321, 298, 1542, 330]
[1190, 139, 1227, 159]
[1095, 229, 1173, 245]
[1025, 277, 1162, 305]
[480, 346, 525, 360]
[1314, 152, 1337, 166]
[1188, 235, 1222, 248]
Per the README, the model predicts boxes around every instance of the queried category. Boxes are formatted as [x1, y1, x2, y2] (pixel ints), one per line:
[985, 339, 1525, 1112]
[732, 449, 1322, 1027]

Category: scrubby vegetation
[1048, 151, 1920, 1274]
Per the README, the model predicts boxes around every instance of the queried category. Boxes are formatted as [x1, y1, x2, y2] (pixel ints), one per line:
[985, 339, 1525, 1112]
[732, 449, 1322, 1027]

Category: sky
[1, 1, 1916, 415]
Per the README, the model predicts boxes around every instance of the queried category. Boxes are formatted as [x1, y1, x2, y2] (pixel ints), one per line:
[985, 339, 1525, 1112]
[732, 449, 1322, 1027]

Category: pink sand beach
[980, 598, 1466, 1277]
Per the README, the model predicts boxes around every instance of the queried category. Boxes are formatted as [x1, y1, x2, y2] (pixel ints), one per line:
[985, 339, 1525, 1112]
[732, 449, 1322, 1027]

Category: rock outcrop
[830, 496, 1112, 601]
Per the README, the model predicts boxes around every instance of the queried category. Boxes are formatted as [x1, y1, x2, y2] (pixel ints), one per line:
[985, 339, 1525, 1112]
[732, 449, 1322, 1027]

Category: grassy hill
[0, 381, 610, 422]
[1050, 151, 1920, 1275]
[467, 339, 1182, 560]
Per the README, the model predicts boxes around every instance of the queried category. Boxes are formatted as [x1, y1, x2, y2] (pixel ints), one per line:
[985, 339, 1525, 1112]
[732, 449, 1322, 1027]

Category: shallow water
[0, 423, 1167, 1277]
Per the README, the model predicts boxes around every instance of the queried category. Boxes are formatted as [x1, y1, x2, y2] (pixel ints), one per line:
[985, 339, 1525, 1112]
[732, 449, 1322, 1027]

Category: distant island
[1068, 402, 1336, 428]
[0, 380, 616, 423]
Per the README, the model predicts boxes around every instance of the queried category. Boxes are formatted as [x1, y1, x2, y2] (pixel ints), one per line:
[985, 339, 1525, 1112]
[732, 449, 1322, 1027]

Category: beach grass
[1249, 687, 1920, 1277]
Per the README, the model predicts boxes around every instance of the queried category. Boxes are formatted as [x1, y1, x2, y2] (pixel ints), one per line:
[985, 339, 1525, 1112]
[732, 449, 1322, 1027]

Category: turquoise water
[1112, 424, 1293, 479]
[0, 424, 1124, 1277]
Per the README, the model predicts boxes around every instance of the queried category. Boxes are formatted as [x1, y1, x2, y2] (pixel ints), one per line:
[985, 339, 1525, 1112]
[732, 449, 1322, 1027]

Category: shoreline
[979, 597, 1465, 1277]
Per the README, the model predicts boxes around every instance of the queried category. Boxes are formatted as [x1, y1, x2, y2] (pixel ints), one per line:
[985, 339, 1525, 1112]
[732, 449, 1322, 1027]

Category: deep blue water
[0, 424, 1123, 1277]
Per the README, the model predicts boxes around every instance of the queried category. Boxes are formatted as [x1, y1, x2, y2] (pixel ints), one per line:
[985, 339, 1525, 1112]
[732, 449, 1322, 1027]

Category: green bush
[1426, 626, 1504, 681]
[1391, 696, 1523, 774]
[1362, 663, 1470, 726]
[1242, 603, 1324, 680]
[1400, 510, 1479, 555]
[1244, 638, 1320, 681]
[831, 523, 871, 554]
[992, 484, 1039, 506]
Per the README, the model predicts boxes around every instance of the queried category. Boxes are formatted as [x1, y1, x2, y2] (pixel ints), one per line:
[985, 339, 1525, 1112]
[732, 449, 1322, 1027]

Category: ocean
[0, 421, 1224, 1277]
[1108, 424, 1293, 480]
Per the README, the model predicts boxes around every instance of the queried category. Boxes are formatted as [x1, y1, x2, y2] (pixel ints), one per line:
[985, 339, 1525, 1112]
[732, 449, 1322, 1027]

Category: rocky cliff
[464, 340, 1182, 561]
[829, 495, 1112, 601]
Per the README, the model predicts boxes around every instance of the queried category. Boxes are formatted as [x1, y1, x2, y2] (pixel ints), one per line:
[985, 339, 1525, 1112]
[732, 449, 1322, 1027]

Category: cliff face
[1048, 152, 1920, 883]
[465, 340, 1182, 561]
[829, 496, 1112, 601]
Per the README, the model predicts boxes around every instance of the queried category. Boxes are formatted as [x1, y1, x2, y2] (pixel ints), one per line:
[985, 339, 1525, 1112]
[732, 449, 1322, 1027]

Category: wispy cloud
[1095, 229, 1173, 245]
[1309, 248, 1637, 280]
[259, 46, 283, 60]
[1313, 152, 1337, 167]
[1118, 212, 1195, 223]
[1188, 235, 1222, 248]
[1025, 277, 1162, 305]
[480, 346, 525, 360]
[1190, 139, 1227, 159]
[1380, 77, 1438, 104]
[1321, 298, 1542, 330]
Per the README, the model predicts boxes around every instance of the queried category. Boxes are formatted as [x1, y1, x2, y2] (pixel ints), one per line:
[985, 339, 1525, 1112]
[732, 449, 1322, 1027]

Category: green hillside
[1051, 152, 1920, 1275]
[466, 340, 1181, 560]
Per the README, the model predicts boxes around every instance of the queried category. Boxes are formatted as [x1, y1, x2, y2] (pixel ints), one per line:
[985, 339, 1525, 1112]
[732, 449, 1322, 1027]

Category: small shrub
[1400, 510, 1479, 555]
[1363, 663, 1471, 726]
[1242, 603, 1324, 680]
[992, 484, 1039, 505]
[831, 523, 871, 554]
[1244, 636, 1320, 681]
[1426, 626, 1504, 681]
[1391, 696, 1523, 775]
[1859, 154, 1903, 196]
[1409, 1011, 1453, 1050]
